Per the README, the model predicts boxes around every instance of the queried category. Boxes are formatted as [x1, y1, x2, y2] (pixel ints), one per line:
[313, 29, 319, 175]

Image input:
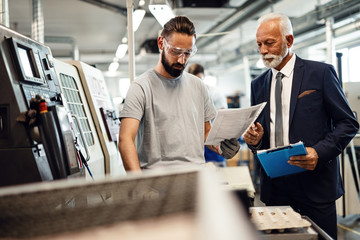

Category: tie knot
[276, 72, 284, 80]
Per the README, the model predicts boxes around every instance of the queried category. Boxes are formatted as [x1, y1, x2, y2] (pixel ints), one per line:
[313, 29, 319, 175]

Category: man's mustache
[173, 63, 185, 68]
[262, 54, 278, 60]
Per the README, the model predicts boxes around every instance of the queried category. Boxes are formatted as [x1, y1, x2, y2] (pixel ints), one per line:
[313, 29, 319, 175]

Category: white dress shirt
[270, 54, 296, 148]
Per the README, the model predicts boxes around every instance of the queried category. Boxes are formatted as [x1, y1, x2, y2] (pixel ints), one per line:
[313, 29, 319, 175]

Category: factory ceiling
[7, 0, 360, 76]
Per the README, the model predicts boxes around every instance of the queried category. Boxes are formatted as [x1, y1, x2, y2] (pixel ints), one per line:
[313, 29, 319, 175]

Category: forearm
[314, 65, 360, 162]
[247, 138, 263, 153]
[118, 139, 141, 172]
[205, 144, 221, 155]
[206, 138, 240, 159]
[312, 120, 358, 166]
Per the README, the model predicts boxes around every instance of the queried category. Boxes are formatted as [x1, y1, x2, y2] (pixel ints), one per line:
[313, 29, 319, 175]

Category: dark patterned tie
[275, 72, 285, 147]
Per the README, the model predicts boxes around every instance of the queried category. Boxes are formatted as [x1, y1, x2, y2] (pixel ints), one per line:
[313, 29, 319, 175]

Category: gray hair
[258, 13, 293, 38]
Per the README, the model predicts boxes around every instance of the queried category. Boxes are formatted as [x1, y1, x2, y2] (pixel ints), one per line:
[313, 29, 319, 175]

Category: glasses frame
[162, 38, 197, 59]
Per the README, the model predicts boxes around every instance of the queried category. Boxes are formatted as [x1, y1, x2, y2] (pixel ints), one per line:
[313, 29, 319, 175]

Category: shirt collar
[271, 54, 296, 78]
[153, 69, 182, 81]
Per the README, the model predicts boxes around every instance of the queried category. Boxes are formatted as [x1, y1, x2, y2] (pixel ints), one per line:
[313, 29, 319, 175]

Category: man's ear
[286, 34, 294, 48]
[158, 36, 164, 51]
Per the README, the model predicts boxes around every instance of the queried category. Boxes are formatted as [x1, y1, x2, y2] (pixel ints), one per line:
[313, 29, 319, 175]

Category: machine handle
[71, 114, 90, 162]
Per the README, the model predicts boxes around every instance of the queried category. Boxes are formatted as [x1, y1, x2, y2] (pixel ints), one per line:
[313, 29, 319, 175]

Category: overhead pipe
[45, 36, 80, 60]
[31, 0, 44, 43]
[199, 0, 360, 63]
[325, 17, 335, 65]
[0, 0, 9, 27]
[127, 0, 135, 82]
[196, 0, 281, 49]
[293, 18, 360, 51]
[317, 0, 360, 20]
[212, 16, 360, 68]
[212, 0, 360, 66]
[77, 0, 127, 16]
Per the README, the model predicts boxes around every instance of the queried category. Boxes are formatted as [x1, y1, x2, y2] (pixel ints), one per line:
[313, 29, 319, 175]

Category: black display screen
[8, 38, 45, 85]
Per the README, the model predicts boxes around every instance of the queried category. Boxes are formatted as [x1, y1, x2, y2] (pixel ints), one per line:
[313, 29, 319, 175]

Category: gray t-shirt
[120, 69, 217, 169]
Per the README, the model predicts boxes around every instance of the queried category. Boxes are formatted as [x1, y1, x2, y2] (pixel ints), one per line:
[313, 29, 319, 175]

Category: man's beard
[261, 41, 288, 69]
[161, 51, 185, 78]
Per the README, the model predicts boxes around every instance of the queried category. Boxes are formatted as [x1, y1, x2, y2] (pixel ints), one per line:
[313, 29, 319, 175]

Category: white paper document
[205, 102, 267, 145]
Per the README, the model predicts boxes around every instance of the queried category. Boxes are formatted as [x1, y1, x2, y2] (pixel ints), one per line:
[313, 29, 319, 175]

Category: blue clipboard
[256, 141, 308, 178]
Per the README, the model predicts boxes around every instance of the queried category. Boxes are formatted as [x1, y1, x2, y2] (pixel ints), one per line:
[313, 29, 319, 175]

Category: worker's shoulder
[182, 72, 208, 90]
[252, 68, 271, 83]
[301, 58, 330, 67]
[297, 56, 334, 72]
[183, 71, 203, 82]
[134, 69, 154, 83]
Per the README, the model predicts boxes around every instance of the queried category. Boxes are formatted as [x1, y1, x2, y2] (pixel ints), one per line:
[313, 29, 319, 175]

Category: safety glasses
[163, 38, 197, 59]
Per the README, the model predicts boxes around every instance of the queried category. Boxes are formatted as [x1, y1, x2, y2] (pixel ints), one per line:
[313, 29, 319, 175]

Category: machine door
[53, 58, 105, 179]
[68, 61, 126, 176]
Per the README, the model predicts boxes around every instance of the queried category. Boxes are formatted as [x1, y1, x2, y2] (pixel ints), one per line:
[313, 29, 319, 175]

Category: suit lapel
[289, 57, 304, 126]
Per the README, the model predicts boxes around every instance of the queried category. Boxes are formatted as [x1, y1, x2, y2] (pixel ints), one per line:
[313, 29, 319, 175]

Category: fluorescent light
[108, 61, 119, 72]
[149, 0, 175, 27]
[133, 9, 146, 32]
[116, 43, 128, 58]
[139, 0, 146, 7]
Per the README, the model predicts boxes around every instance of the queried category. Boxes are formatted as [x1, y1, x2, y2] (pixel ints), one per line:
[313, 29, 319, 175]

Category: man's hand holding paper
[204, 102, 267, 145]
[243, 122, 264, 146]
[205, 102, 266, 159]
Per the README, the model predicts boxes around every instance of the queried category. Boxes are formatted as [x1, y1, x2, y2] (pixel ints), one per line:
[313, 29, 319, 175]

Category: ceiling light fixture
[108, 61, 119, 72]
[149, 0, 175, 27]
[139, 0, 146, 7]
[116, 43, 128, 59]
[133, 9, 146, 32]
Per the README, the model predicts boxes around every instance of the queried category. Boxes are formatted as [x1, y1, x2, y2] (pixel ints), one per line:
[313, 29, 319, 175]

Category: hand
[288, 147, 318, 171]
[219, 138, 240, 159]
[243, 122, 264, 146]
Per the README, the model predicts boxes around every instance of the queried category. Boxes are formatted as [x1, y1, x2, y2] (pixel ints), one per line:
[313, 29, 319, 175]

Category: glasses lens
[163, 38, 197, 58]
[190, 45, 197, 57]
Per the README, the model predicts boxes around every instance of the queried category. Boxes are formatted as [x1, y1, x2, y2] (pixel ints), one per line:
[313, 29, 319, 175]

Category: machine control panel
[7, 37, 61, 107]
[0, 26, 82, 186]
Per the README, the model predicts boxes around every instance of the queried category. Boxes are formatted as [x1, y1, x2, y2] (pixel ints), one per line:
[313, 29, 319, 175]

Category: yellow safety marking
[338, 223, 360, 236]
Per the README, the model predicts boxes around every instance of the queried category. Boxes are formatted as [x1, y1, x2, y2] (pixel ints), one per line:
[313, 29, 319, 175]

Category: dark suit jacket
[250, 56, 359, 204]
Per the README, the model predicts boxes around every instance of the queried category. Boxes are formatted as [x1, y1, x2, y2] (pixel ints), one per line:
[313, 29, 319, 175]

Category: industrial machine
[0, 167, 259, 240]
[68, 61, 126, 176]
[53, 58, 105, 179]
[0, 25, 83, 187]
[338, 81, 360, 216]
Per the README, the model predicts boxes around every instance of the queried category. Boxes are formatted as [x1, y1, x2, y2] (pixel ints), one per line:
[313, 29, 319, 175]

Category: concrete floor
[337, 214, 360, 240]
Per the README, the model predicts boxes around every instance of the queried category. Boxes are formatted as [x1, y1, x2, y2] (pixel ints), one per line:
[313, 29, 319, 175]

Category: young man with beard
[243, 13, 359, 239]
[118, 16, 240, 172]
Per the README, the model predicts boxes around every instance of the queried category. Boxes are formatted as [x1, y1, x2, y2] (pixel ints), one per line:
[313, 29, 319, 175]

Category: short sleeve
[119, 82, 145, 121]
